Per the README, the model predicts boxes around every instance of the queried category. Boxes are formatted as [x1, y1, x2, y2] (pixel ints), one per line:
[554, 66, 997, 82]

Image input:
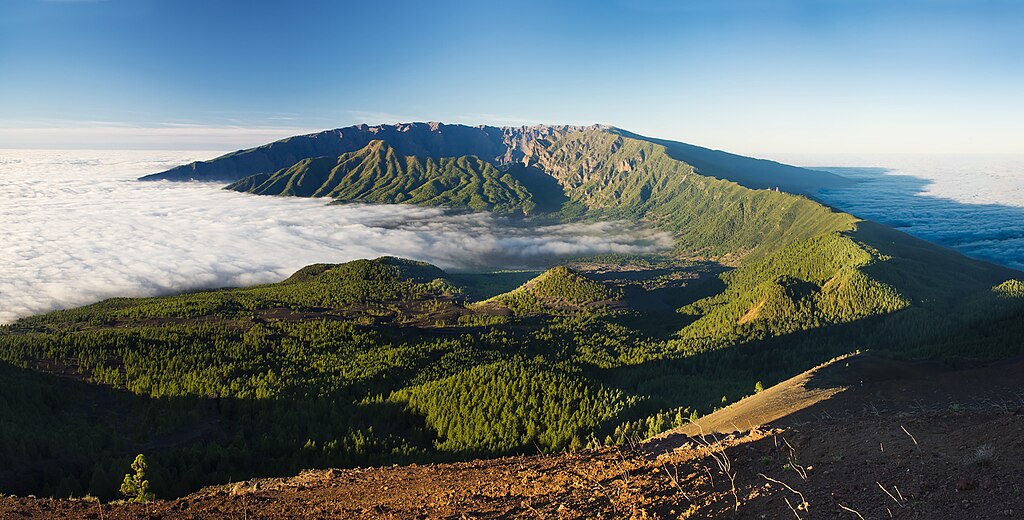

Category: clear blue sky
[1, 0, 1021, 153]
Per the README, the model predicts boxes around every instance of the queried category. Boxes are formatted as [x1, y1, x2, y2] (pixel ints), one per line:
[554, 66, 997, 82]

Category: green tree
[120, 454, 154, 503]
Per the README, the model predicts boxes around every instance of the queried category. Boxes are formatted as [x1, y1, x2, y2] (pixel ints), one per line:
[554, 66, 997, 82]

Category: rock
[956, 477, 978, 491]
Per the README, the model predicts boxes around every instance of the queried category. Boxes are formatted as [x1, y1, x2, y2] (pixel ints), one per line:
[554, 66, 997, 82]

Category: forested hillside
[477, 266, 624, 315]
[2, 250, 1023, 500]
[226, 140, 537, 215]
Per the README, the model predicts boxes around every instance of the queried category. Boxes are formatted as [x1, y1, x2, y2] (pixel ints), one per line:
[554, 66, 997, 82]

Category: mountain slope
[2, 250, 1023, 500]
[214, 125, 855, 262]
[140, 122, 850, 195]
[514, 128, 858, 261]
[225, 140, 537, 215]
[613, 128, 852, 193]
[139, 123, 569, 183]
[475, 266, 624, 315]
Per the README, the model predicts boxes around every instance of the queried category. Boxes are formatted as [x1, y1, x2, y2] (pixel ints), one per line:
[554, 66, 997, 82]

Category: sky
[0, 0, 1022, 154]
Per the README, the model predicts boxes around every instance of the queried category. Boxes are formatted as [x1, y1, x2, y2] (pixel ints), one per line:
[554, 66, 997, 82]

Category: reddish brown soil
[4, 354, 1023, 519]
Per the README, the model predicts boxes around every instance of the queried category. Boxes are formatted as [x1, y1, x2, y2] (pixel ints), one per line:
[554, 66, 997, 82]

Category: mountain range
[140, 123, 851, 195]
[2, 122, 1022, 507]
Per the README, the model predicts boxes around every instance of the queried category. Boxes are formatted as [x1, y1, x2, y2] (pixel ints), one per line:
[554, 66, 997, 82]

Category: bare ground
[4, 353, 1023, 519]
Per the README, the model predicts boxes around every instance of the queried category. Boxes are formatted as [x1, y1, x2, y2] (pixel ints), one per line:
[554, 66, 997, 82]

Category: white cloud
[769, 153, 1024, 270]
[0, 149, 673, 323]
[0, 125, 321, 150]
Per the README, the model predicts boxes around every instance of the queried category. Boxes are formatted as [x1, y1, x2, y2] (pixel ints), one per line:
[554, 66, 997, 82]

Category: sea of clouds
[0, 149, 673, 324]
[6, 150, 1022, 324]
[771, 153, 1024, 270]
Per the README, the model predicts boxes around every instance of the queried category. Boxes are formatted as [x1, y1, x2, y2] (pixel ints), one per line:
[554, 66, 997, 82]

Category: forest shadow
[507, 164, 570, 213]
[0, 358, 441, 502]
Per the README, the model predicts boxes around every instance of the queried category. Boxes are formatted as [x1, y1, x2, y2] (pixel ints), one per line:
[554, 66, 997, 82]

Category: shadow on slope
[0, 358, 445, 502]
[649, 351, 1024, 442]
[505, 165, 570, 213]
[596, 267, 1024, 441]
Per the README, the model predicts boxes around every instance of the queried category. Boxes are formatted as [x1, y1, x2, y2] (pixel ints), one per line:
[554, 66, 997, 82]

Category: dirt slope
[3, 353, 1023, 519]
[666, 352, 1024, 438]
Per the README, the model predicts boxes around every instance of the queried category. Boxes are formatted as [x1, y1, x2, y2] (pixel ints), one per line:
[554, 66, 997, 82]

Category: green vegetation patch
[532, 129, 859, 262]
[677, 231, 910, 348]
[390, 360, 634, 453]
[227, 140, 537, 215]
[994, 279, 1024, 298]
[480, 266, 623, 315]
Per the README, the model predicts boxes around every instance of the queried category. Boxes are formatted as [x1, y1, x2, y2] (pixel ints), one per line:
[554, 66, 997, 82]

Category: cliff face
[138, 122, 848, 194]
[139, 123, 602, 183]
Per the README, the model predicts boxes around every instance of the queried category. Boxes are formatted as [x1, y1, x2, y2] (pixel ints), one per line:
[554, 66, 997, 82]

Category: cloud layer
[0, 150, 672, 323]
[771, 153, 1024, 271]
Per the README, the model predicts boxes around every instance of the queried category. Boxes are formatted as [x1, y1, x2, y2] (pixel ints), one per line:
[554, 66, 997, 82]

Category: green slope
[531, 129, 858, 262]
[226, 140, 537, 215]
[612, 128, 853, 193]
[141, 122, 851, 194]
[676, 230, 910, 347]
[3, 252, 1023, 500]
[477, 266, 624, 315]
[227, 128, 856, 263]
[390, 360, 633, 453]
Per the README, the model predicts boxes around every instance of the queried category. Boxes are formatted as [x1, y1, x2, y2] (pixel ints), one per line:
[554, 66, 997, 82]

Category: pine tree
[120, 454, 154, 503]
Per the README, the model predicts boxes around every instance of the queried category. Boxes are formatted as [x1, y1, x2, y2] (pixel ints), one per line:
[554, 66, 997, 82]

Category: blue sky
[1, 0, 1021, 153]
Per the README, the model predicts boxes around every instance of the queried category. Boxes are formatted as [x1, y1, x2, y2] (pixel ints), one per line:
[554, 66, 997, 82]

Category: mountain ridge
[140, 122, 851, 195]
[206, 124, 857, 263]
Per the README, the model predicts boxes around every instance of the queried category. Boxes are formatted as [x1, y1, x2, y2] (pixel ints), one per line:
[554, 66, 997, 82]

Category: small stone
[956, 477, 978, 492]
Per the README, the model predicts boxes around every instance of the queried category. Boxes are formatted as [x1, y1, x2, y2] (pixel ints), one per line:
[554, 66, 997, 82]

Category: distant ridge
[140, 123, 597, 183]
[140, 122, 851, 194]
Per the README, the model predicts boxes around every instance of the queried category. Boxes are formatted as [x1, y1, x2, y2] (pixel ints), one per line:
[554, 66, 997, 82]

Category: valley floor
[4, 354, 1023, 519]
